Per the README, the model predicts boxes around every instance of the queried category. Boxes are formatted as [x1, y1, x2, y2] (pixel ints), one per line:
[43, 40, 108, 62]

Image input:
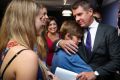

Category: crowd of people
[0, 0, 120, 80]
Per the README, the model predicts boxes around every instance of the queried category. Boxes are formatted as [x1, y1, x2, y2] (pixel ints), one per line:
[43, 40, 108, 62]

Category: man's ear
[88, 8, 93, 15]
[65, 33, 71, 40]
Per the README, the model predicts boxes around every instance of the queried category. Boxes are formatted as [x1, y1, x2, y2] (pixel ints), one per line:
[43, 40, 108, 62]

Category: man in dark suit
[56, 0, 120, 80]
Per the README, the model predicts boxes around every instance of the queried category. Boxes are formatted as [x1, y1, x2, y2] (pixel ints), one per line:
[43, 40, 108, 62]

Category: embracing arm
[53, 39, 78, 54]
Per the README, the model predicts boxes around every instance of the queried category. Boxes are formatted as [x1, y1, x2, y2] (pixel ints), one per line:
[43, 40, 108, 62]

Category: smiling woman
[45, 16, 60, 69]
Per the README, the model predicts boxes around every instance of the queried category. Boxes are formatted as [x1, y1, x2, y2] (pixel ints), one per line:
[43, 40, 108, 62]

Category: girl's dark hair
[47, 16, 58, 27]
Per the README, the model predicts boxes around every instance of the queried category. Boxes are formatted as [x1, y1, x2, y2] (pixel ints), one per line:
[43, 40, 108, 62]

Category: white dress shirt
[84, 19, 99, 51]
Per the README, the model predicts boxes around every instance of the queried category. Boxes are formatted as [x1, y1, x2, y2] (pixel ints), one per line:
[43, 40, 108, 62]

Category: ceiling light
[62, 10, 72, 16]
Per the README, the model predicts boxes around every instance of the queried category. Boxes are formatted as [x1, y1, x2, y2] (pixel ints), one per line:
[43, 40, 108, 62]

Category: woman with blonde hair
[0, 0, 57, 80]
[35, 2, 49, 61]
[35, 2, 58, 80]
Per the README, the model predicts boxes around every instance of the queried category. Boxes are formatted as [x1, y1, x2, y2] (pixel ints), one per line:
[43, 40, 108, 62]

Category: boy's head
[60, 20, 83, 45]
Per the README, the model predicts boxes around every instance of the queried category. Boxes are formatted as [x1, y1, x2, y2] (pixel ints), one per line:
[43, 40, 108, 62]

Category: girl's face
[35, 8, 48, 33]
[48, 20, 57, 34]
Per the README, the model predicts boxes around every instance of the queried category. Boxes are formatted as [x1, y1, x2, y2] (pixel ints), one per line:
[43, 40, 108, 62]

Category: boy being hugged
[51, 20, 92, 73]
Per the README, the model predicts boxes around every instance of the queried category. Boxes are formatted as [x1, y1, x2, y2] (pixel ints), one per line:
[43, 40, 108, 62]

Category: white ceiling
[36, 0, 118, 10]
[36, 0, 77, 10]
[36, 0, 77, 6]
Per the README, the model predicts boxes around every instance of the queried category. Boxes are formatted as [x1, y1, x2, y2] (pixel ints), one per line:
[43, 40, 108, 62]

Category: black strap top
[0, 49, 28, 80]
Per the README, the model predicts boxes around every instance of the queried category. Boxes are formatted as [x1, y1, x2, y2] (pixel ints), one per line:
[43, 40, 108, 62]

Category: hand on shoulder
[59, 40, 78, 54]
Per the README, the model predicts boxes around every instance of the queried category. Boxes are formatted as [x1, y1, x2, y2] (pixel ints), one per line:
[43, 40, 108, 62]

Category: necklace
[1, 40, 18, 61]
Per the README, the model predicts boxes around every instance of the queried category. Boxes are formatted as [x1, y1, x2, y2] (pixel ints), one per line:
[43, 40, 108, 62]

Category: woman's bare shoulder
[13, 46, 39, 80]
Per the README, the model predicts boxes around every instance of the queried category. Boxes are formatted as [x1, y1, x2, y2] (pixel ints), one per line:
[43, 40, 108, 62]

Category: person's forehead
[39, 8, 47, 13]
[72, 6, 85, 15]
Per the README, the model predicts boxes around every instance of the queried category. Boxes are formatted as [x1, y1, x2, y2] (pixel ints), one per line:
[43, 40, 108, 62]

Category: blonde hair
[37, 35, 47, 60]
[0, 0, 49, 80]
[35, 3, 48, 60]
[0, 0, 37, 52]
[34, 2, 49, 80]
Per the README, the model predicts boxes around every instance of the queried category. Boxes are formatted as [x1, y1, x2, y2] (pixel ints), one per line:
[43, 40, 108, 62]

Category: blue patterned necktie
[86, 28, 91, 54]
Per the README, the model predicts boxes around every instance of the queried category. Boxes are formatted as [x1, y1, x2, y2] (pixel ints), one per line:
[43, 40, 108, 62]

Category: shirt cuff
[56, 39, 62, 48]
[94, 71, 99, 76]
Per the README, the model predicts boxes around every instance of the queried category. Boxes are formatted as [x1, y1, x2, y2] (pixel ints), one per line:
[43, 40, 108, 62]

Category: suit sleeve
[96, 27, 120, 77]
[53, 39, 61, 51]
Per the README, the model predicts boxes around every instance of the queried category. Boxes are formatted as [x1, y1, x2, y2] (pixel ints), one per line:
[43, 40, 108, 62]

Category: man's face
[72, 6, 93, 28]
[35, 8, 48, 32]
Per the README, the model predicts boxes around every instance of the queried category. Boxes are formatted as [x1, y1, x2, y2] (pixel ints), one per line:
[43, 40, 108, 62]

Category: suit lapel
[92, 24, 102, 52]
[89, 24, 103, 61]
[78, 41, 89, 63]
[78, 24, 104, 62]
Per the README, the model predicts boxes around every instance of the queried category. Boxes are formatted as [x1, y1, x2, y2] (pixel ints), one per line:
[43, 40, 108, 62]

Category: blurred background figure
[93, 9, 102, 22]
[45, 16, 60, 69]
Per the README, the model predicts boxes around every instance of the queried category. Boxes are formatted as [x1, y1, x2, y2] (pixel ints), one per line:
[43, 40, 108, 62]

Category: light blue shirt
[51, 49, 93, 74]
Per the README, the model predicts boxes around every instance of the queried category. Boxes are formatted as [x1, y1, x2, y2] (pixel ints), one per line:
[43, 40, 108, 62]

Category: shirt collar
[89, 19, 99, 28]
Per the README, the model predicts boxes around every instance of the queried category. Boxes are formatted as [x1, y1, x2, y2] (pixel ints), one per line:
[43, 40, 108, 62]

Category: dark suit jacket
[78, 23, 120, 80]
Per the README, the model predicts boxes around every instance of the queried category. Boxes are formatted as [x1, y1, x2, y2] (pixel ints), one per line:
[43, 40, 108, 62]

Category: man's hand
[76, 72, 97, 80]
[58, 40, 78, 54]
